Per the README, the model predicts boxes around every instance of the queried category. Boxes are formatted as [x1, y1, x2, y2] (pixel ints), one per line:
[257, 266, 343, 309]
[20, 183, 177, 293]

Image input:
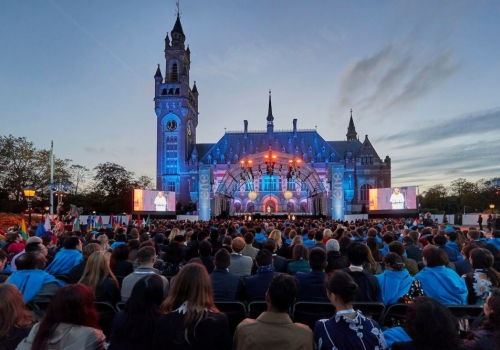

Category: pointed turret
[154, 64, 163, 84]
[171, 14, 185, 44]
[164, 33, 170, 50]
[346, 109, 357, 141]
[267, 90, 274, 138]
[192, 81, 198, 94]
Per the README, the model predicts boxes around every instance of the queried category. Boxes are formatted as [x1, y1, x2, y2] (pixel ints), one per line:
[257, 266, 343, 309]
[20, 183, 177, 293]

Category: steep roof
[171, 15, 185, 37]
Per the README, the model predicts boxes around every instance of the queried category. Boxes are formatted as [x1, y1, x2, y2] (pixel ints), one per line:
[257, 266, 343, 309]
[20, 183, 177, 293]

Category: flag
[137, 214, 140, 227]
[35, 220, 47, 237]
[44, 213, 51, 231]
[20, 213, 29, 241]
[86, 214, 93, 232]
[146, 215, 150, 226]
[96, 214, 103, 229]
[114, 215, 120, 229]
[141, 218, 146, 227]
[108, 214, 114, 229]
[73, 214, 80, 232]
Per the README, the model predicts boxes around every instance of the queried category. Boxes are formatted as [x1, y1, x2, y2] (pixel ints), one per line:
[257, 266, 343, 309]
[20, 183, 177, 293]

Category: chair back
[292, 302, 336, 330]
[215, 301, 248, 336]
[94, 302, 117, 340]
[248, 301, 268, 319]
[353, 302, 386, 322]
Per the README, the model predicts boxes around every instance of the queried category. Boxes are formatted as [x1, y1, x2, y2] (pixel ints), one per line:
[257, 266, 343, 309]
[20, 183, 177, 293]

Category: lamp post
[44, 205, 50, 222]
[23, 186, 36, 226]
[490, 204, 495, 214]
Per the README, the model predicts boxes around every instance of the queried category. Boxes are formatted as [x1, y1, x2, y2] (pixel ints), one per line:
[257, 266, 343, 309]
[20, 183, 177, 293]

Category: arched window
[161, 88, 167, 95]
[168, 88, 174, 95]
[171, 63, 178, 82]
[175, 88, 180, 95]
[360, 184, 373, 202]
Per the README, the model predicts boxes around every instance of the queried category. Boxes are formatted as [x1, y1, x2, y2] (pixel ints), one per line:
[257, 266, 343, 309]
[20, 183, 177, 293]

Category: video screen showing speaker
[369, 186, 418, 211]
[133, 189, 176, 212]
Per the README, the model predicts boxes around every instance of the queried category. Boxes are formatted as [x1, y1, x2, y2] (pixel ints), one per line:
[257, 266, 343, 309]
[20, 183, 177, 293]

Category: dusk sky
[1, 0, 499, 192]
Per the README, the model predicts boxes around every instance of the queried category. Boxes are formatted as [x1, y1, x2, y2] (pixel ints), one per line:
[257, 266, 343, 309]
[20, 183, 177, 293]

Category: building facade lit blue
[155, 16, 391, 219]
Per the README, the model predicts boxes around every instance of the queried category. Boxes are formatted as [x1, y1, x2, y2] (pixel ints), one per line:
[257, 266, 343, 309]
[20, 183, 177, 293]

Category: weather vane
[175, 0, 180, 17]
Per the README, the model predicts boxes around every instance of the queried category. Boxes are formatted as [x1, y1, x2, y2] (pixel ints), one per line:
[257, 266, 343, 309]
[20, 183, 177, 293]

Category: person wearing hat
[325, 239, 349, 275]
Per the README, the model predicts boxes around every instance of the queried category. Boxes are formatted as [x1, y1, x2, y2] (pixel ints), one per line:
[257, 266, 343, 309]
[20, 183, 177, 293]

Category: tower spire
[346, 108, 357, 141]
[267, 89, 274, 138]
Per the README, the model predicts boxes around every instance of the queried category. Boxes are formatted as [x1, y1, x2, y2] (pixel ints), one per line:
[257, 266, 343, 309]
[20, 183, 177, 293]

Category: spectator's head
[126, 274, 164, 314]
[462, 243, 479, 259]
[153, 233, 165, 244]
[309, 247, 327, 271]
[129, 228, 140, 240]
[323, 229, 333, 241]
[314, 230, 324, 242]
[262, 239, 277, 253]
[214, 249, 231, 270]
[198, 241, 212, 257]
[326, 239, 340, 252]
[408, 231, 419, 242]
[25, 241, 47, 256]
[402, 235, 415, 246]
[109, 244, 128, 269]
[470, 248, 495, 270]
[79, 251, 117, 293]
[31, 285, 99, 349]
[382, 234, 394, 245]
[63, 236, 81, 251]
[346, 242, 369, 266]
[292, 244, 308, 261]
[493, 230, 500, 239]
[115, 233, 127, 243]
[268, 230, 282, 247]
[423, 245, 448, 267]
[82, 243, 102, 263]
[338, 236, 352, 256]
[325, 270, 357, 305]
[231, 237, 245, 253]
[382, 252, 404, 271]
[244, 232, 254, 245]
[404, 297, 460, 350]
[256, 249, 273, 267]
[468, 230, 480, 240]
[291, 235, 302, 245]
[0, 250, 7, 273]
[0, 284, 33, 339]
[137, 246, 156, 266]
[446, 230, 458, 242]
[484, 288, 500, 329]
[266, 274, 299, 312]
[16, 252, 45, 270]
[222, 236, 232, 246]
[433, 234, 447, 247]
[388, 241, 405, 256]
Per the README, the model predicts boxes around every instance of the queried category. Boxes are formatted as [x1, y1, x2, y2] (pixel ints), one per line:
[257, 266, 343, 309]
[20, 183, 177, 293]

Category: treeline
[0, 135, 155, 214]
[419, 178, 500, 214]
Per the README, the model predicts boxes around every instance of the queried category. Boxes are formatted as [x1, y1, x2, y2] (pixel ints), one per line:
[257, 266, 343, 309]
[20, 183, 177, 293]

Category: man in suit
[262, 239, 288, 272]
[295, 248, 329, 302]
[228, 237, 253, 277]
[234, 274, 314, 350]
[210, 249, 244, 301]
[244, 250, 279, 302]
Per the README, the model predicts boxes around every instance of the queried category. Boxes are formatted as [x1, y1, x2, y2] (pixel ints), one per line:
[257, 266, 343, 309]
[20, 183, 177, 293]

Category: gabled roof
[172, 15, 185, 37]
[355, 135, 380, 159]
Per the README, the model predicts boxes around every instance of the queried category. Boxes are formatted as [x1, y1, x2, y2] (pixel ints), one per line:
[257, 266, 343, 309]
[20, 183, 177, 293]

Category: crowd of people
[0, 215, 500, 349]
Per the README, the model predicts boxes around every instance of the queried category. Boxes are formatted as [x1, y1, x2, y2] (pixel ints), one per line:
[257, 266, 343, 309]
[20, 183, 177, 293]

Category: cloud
[84, 147, 119, 159]
[376, 107, 500, 146]
[333, 39, 460, 119]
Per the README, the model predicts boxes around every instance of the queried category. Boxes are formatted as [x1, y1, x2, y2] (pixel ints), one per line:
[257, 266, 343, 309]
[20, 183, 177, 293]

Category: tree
[91, 162, 135, 213]
[69, 164, 90, 196]
[421, 184, 447, 210]
[134, 175, 155, 190]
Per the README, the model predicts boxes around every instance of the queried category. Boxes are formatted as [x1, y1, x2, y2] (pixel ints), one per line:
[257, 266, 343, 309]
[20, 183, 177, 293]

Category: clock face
[166, 120, 177, 131]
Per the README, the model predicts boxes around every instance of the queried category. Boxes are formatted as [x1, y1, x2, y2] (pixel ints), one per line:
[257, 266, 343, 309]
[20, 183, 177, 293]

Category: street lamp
[490, 204, 495, 214]
[44, 205, 50, 222]
[23, 186, 36, 225]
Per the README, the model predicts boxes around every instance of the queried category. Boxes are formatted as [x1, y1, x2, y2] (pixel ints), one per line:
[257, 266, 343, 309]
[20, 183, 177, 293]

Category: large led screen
[133, 189, 176, 212]
[369, 186, 418, 211]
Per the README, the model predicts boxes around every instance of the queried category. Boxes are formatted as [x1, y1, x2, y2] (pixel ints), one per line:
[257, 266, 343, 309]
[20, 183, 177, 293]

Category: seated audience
[296, 248, 329, 302]
[162, 241, 185, 277]
[434, 234, 462, 263]
[228, 237, 253, 277]
[108, 275, 164, 350]
[462, 248, 500, 305]
[241, 233, 259, 260]
[376, 253, 424, 306]
[389, 241, 418, 276]
[325, 239, 349, 274]
[210, 249, 244, 301]
[153, 263, 231, 350]
[6, 252, 65, 303]
[392, 297, 460, 350]
[196, 240, 214, 274]
[463, 287, 500, 349]
[78, 251, 121, 306]
[234, 274, 314, 350]
[454, 242, 478, 276]
[45, 237, 83, 276]
[414, 245, 468, 305]
[308, 230, 326, 251]
[402, 236, 423, 262]
[16, 284, 106, 350]
[262, 239, 288, 272]
[314, 271, 387, 350]
[68, 243, 101, 284]
[110, 244, 134, 278]
[121, 247, 169, 302]
[341, 242, 380, 302]
[488, 230, 500, 250]
[0, 250, 8, 283]
[287, 244, 311, 275]
[10, 237, 42, 272]
[0, 284, 33, 350]
[245, 250, 279, 301]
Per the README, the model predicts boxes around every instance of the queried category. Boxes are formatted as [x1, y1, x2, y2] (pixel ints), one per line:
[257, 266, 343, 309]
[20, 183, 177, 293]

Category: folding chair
[215, 301, 248, 335]
[292, 302, 336, 330]
[116, 301, 126, 311]
[379, 303, 410, 326]
[353, 302, 386, 322]
[248, 301, 268, 319]
[94, 302, 117, 339]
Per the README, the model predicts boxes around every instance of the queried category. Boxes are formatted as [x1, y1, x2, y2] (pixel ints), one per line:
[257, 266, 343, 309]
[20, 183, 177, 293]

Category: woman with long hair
[463, 248, 500, 305]
[109, 244, 133, 278]
[268, 229, 286, 256]
[0, 284, 33, 350]
[108, 274, 164, 350]
[68, 243, 101, 284]
[286, 244, 310, 275]
[314, 271, 387, 349]
[153, 263, 231, 349]
[96, 234, 110, 252]
[366, 237, 382, 262]
[392, 297, 460, 350]
[16, 284, 106, 350]
[127, 239, 140, 262]
[78, 251, 121, 306]
[463, 288, 500, 349]
[168, 228, 180, 244]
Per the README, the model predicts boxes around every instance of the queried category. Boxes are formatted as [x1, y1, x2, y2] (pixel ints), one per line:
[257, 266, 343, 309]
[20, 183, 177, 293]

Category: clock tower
[154, 14, 199, 204]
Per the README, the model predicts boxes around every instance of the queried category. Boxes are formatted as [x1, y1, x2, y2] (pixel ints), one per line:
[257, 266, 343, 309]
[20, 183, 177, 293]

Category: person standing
[478, 215, 484, 231]
[390, 188, 405, 210]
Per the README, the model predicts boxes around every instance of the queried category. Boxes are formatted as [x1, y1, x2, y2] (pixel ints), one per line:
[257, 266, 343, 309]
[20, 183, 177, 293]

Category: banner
[199, 166, 211, 221]
[331, 165, 345, 220]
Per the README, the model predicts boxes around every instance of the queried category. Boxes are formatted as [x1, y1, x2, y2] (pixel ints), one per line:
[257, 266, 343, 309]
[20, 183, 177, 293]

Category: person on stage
[154, 192, 167, 211]
[389, 188, 405, 210]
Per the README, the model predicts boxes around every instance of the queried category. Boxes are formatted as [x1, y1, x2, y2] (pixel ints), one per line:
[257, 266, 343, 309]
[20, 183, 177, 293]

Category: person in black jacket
[110, 245, 134, 279]
[325, 239, 349, 274]
[209, 249, 244, 301]
[341, 242, 379, 302]
[153, 263, 231, 350]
